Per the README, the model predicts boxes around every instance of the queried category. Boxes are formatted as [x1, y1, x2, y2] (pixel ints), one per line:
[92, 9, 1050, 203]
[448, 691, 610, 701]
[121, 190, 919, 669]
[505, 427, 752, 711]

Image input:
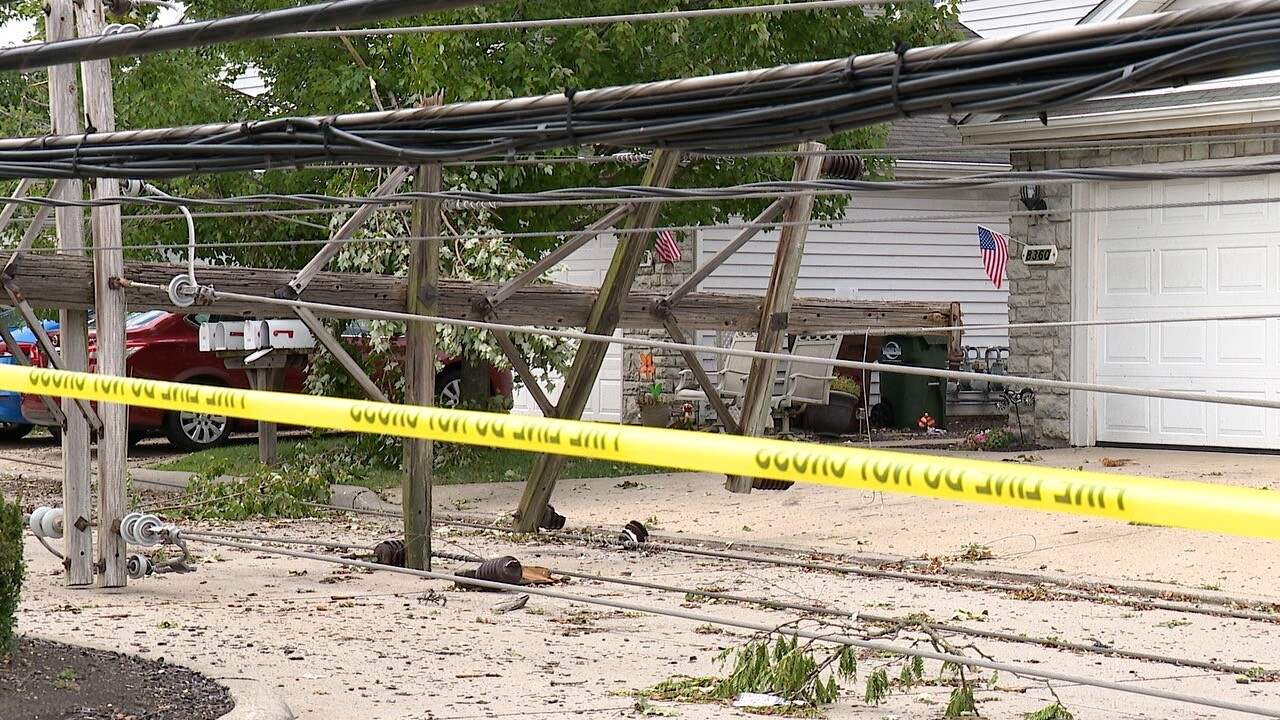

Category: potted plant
[638, 380, 672, 427]
[636, 353, 672, 427]
[802, 375, 862, 437]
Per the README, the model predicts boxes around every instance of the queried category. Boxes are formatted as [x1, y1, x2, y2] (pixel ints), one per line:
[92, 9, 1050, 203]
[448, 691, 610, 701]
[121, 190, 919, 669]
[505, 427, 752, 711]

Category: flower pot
[639, 403, 672, 427]
[801, 390, 859, 437]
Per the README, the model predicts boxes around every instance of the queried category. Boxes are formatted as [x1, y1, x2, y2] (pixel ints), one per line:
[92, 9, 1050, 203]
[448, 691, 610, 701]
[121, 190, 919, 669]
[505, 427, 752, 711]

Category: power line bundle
[3, 0, 1280, 179]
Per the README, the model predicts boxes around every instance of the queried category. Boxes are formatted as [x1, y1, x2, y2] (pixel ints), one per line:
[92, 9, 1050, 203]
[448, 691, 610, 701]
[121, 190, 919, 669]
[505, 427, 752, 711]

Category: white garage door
[509, 238, 623, 423]
[1094, 175, 1280, 448]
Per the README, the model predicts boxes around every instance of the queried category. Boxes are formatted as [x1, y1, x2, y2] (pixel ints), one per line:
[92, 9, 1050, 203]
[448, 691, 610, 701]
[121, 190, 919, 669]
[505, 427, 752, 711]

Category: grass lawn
[150, 432, 669, 489]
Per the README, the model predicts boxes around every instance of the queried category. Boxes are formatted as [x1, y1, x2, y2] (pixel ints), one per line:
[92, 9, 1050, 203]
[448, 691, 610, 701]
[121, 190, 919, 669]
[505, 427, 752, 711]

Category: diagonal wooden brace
[514, 150, 683, 531]
[292, 306, 389, 403]
[486, 202, 635, 309]
[0, 276, 102, 431]
[665, 197, 790, 307]
[0, 322, 66, 426]
[282, 166, 413, 298]
[659, 311, 739, 434]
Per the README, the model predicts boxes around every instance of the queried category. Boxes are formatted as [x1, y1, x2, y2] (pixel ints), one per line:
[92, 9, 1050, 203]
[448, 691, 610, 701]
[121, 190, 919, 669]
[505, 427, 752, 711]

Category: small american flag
[654, 230, 682, 265]
[977, 226, 1008, 289]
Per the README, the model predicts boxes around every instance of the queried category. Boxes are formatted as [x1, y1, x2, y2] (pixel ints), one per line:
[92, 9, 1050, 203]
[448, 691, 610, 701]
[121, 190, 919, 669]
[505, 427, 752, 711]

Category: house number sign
[1021, 245, 1058, 265]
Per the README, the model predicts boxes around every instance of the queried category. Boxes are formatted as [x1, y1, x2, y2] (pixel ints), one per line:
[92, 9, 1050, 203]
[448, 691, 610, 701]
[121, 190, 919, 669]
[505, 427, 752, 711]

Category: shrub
[963, 426, 1016, 451]
[0, 493, 23, 655]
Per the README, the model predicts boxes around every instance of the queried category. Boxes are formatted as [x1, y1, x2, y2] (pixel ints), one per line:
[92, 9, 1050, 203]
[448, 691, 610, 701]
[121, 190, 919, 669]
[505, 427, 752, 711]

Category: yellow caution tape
[10, 363, 1280, 539]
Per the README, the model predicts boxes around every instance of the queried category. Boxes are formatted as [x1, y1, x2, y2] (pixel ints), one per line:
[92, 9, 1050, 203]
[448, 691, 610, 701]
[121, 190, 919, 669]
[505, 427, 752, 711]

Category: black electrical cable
[0, 0, 506, 73]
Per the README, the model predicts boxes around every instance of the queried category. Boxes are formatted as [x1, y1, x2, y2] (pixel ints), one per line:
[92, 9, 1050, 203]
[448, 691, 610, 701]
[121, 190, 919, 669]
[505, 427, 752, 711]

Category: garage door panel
[1094, 177, 1280, 450]
[1102, 324, 1150, 364]
[1103, 250, 1152, 295]
[1157, 395, 1208, 437]
[1101, 394, 1151, 435]
[1158, 323, 1206, 364]
[1101, 183, 1152, 228]
[1214, 320, 1269, 365]
[1216, 391, 1269, 440]
[1218, 246, 1268, 292]
[1160, 179, 1210, 224]
[1218, 176, 1271, 223]
[1158, 249, 1207, 294]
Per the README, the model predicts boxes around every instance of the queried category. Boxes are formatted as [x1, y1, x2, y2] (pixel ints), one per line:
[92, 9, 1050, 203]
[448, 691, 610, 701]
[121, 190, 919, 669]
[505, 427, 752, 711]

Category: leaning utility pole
[404, 165, 442, 570]
[48, 0, 93, 588]
[77, 1, 128, 588]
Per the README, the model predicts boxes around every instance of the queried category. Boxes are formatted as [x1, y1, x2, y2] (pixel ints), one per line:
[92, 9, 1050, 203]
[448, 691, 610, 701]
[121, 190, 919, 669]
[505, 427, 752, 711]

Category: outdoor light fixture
[1020, 184, 1048, 213]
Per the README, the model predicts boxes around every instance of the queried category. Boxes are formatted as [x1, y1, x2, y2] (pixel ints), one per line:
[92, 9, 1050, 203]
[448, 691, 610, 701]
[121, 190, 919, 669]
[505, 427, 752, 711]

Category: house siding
[960, 0, 1100, 37]
[697, 189, 1012, 349]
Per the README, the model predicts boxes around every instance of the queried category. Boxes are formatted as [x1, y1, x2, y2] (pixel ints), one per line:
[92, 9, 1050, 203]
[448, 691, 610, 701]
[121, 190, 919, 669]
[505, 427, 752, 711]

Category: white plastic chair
[770, 334, 842, 436]
[674, 333, 758, 424]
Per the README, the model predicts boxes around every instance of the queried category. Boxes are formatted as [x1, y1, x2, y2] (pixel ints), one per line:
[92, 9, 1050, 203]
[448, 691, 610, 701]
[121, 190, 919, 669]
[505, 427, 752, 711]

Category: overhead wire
[241, 128, 1280, 168]
[182, 533, 1280, 717]
[10, 158, 1280, 212]
[10, 190, 1280, 258]
[282, 0, 894, 39]
[302, 499, 1280, 623]
[425, 516, 1280, 623]
[0, 0, 506, 73]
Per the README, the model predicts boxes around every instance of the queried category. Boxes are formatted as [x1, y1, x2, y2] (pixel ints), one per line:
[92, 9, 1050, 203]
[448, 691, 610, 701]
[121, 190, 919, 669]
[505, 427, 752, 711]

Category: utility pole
[48, 0, 93, 587]
[77, 0, 128, 588]
[725, 141, 826, 493]
[404, 165, 441, 570]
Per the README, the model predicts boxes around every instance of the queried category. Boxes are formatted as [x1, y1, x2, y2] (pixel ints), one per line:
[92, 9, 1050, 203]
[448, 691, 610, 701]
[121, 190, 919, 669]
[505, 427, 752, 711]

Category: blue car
[0, 319, 58, 440]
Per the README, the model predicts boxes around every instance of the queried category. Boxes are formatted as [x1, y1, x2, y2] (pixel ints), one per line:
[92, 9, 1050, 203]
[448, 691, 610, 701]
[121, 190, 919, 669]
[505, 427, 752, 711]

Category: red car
[20, 311, 513, 450]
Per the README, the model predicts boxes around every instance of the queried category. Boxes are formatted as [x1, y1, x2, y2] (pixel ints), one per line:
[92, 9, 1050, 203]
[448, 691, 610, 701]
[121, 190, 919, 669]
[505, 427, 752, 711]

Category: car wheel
[163, 409, 232, 451]
[162, 377, 233, 451]
[0, 422, 34, 441]
[436, 367, 463, 408]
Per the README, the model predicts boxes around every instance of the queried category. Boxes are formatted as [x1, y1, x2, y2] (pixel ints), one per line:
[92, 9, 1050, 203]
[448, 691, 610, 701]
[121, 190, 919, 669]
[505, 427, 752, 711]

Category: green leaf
[1025, 702, 1075, 720]
[944, 686, 978, 717]
[864, 668, 890, 705]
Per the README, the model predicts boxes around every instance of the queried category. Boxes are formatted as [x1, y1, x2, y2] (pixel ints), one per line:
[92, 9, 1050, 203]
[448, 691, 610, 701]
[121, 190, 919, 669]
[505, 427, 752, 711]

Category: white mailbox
[244, 319, 315, 351]
[198, 321, 247, 352]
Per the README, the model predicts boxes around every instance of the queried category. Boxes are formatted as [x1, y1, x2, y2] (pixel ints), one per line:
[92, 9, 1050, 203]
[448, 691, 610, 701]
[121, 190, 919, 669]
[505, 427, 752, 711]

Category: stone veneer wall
[621, 233, 697, 424]
[1009, 129, 1280, 446]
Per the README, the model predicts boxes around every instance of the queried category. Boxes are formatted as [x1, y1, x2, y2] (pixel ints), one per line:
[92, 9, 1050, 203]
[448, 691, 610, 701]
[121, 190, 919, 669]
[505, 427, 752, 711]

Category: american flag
[977, 225, 1008, 289]
[654, 230, 682, 265]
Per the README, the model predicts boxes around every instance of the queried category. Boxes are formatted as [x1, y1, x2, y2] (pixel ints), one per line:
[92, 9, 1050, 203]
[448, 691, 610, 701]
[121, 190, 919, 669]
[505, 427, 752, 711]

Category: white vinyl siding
[961, 0, 1101, 37]
[698, 188, 1011, 352]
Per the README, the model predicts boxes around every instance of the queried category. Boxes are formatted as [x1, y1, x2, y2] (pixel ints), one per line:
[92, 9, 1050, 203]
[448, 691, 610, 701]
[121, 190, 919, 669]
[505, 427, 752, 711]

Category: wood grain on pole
[726, 142, 827, 494]
[404, 165, 440, 571]
[514, 150, 683, 532]
[48, 0, 93, 588]
[77, 0, 127, 588]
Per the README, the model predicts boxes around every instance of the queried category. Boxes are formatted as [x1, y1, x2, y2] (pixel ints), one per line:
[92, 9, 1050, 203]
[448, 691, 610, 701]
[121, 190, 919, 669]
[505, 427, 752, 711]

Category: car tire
[436, 367, 463, 408]
[0, 422, 34, 441]
[162, 377, 233, 451]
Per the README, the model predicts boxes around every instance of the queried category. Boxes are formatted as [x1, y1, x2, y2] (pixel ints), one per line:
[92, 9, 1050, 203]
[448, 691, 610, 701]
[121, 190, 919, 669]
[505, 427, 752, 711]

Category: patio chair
[674, 332, 757, 426]
[770, 334, 842, 437]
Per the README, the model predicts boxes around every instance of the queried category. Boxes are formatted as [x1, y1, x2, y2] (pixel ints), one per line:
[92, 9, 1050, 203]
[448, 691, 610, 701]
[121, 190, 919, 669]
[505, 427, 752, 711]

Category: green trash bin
[876, 334, 948, 430]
